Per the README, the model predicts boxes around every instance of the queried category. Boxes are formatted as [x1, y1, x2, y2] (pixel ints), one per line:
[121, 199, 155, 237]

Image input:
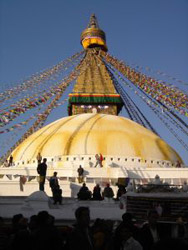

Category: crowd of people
[36, 155, 116, 203]
[77, 182, 116, 201]
[36, 157, 124, 204]
[0, 208, 188, 250]
[37, 162, 188, 205]
[1, 154, 188, 249]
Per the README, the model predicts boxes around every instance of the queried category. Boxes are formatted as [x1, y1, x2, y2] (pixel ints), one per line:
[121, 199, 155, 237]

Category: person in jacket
[102, 183, 114, 201]
[37, 158, 47, 191]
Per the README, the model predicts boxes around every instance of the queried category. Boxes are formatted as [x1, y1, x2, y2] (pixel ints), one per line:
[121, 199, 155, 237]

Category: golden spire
[80, 14, 108, 51]
[68, 50, 123, 116]
[87, 13, 99, 28]
[68, 15, 123, 116]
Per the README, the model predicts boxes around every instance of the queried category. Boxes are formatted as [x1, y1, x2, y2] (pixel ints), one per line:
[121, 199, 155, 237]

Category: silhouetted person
[37, 158, 47, 191]
[99, 153, 104, 167]
[77, 183, 91, 200]
[171, 216, 188, 239]
[176, 160, 182, 168]
[30, 211, 62, 250]
[91, 218, 114, 250]
[115, 212, 140, 249]
[77, 165, 84, 183]
[67, 207, 94, 250]
[10, 214, 24, 235]
[116, 184, 126, 200]
[139, 210, 164, 250]
[92, 184, 102, 200]
[103, 183, 114, 201]
[28, 215, 38, 233]
[114, 223, 143, 250]
[49, 172, 59, 194]
[53, 185, 62, 205]
[9, 155, 13, 166]
[9, 214, 30, 250]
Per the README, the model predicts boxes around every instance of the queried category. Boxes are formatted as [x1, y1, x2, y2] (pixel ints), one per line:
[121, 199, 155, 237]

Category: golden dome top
[12, 113, 182, 164]
[81, 14, 108, 51]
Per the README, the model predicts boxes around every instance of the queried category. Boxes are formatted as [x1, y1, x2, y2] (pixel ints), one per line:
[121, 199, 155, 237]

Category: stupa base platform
[0, 164, 188, 197]
[0, 193, 125, 224]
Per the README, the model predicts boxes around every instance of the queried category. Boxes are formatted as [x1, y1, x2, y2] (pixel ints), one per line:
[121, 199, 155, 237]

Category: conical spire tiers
[68, 49, 123, 116]
[81, 14, 108, 51]
[87, 14, 99, 28]
[68, 15, 123, 116]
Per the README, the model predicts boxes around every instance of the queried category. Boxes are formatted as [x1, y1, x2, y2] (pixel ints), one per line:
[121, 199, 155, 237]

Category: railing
[3, 154, 183, 169]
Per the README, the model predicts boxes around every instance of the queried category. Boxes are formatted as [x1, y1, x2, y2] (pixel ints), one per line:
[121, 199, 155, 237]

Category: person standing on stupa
[103, 183, 114, 201]
[99, 153, 104, 167]
[176, 160, 182, 168]
[3, 160, 9, 167]
[36, 152, 42, 164]
[49, 171, 59, 194]
[92, 184, 102, 200]
[37, 158, 47, 191]
[94, 154, 103, 168]
[53, 185, 63, 205]
[77, 165, 84, 183]
[8, 155, 13, 166]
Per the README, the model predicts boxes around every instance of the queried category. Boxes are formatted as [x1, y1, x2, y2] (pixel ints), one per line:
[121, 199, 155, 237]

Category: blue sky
[0, 0, 188, 163]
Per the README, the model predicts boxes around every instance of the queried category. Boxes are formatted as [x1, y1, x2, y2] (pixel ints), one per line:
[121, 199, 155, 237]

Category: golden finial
[87, 14, 99, 28]
[80, 14, 108, 51]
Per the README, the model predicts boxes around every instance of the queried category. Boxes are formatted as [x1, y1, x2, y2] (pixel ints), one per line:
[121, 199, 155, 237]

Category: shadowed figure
[77, 165, 84, 183]
[37, 158, 47, 191]
[30, 211, 62, 250]
[77, 183, 92, 200]
[67, 207, 94, 250]
[92, 184, 102, 200]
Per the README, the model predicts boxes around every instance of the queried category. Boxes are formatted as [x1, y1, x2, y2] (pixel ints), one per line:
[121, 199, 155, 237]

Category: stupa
[0, 14, 187, 197]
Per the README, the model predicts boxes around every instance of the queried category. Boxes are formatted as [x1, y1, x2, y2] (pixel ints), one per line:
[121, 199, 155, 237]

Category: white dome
[12, 113, 182, 163]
